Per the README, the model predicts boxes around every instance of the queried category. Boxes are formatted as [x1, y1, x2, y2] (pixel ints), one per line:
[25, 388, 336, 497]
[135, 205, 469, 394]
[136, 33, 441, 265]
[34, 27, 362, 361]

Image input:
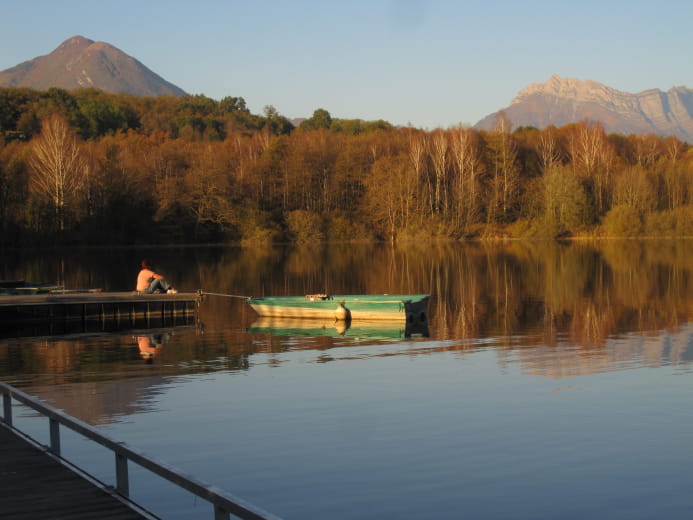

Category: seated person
[136, 259, 176, 294]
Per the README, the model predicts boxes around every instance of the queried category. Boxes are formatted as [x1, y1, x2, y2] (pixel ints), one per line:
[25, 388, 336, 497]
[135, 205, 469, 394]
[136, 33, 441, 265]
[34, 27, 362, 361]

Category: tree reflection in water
[2, 239, 693, 381]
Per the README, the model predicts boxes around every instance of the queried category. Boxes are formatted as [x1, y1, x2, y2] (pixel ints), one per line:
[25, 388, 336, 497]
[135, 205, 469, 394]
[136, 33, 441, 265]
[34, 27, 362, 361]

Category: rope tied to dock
[199, 291, 252, 300]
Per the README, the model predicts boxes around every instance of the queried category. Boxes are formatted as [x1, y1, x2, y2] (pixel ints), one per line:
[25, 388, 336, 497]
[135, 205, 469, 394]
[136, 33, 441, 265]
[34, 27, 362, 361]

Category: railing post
[116, 451, 130, 497]
[49, 417, 61, 455]
[215, 504, 231, 520]
[2, 391, 12, 426]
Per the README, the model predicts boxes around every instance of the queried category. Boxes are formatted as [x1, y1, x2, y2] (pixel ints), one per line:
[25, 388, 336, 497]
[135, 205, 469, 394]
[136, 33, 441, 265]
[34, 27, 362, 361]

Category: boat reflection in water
[247, 317, 429, 341]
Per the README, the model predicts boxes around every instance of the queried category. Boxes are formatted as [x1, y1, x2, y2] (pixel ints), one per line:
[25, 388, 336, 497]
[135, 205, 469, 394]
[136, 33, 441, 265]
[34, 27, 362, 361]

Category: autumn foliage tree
[3, 86, 693, 245]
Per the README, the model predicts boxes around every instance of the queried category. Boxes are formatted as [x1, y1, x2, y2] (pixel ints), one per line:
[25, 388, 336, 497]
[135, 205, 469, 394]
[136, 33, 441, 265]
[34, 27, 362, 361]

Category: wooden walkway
[1, 379, 281, 520]
[0, 424, 150, 519]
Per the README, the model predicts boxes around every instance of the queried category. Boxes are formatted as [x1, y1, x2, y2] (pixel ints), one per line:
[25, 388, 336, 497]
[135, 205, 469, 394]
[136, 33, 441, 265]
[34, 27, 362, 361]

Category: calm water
[1, 241, 693, 519]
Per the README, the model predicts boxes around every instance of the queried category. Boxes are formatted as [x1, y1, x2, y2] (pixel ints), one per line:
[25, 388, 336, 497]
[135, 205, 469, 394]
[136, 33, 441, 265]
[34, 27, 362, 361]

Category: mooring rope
[199, 291, 252, 299]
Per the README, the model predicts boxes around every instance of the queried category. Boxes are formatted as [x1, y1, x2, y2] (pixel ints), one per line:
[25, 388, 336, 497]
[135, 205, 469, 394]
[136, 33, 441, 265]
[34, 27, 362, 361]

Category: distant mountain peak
[514, 75, 606, 102]
[475, 75, 693, 142]
[59, 35, 94, 48]
[0, 35, 186, 97]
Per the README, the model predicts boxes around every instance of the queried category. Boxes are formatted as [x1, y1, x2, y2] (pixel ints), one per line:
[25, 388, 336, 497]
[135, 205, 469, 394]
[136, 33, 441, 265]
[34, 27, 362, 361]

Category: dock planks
[0, 424, 149, 519]
[0, 291, 199, 307]
[0, 291, 199, 321]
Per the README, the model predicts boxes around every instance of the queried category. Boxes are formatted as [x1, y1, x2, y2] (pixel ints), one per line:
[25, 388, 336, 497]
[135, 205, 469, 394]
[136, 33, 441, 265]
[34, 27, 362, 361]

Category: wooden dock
[0, 292, 201, 325]
[0, 424, 150, 519]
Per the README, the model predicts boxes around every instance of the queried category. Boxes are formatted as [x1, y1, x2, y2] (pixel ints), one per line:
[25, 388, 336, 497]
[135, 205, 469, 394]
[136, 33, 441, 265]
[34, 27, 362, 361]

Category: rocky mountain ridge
[3, 37, 692, 142]
[475, 74, 693, 142]
[0, 35, 186, 97]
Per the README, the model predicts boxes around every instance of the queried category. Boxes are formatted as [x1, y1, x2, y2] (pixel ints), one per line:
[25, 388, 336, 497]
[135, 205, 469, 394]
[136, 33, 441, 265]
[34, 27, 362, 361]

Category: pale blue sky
[1, 0, 691, 129]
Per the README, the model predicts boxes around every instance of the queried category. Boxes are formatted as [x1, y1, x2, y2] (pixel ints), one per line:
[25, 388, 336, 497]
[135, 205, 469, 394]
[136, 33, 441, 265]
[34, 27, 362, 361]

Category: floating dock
[0, 291, 201, 324]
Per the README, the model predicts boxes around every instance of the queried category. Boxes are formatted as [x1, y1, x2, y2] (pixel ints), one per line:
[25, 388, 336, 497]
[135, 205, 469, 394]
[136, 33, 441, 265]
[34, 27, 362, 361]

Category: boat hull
[246, 294, 429, 321]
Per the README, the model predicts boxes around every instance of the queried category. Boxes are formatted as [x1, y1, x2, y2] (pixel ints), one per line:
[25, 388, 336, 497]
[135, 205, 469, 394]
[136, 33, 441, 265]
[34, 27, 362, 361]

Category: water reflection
[0, 313, 195, 339]
[3, 241, 693, 520]
[135, 333, 170, 361]
[247, 317, 429, 341]
[0, 240, 693, 375]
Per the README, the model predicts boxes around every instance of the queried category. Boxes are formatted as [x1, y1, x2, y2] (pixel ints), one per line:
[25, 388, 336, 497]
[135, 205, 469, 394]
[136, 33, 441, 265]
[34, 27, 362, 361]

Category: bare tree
[633, 134, 660, 169]
[569, 122, 603, 177]
[664, 136, 684, 165]
[29, 114, 85, 231]
[431, 130, 449, 214]
[487, 111, 519, 223]
[661, 136, 688, 209]
[537, 127, 561, 173]
[569, 122, 614, 217]
[450, 125, 482, 226]
[613, 166, 656, 213]
[408, 131, 430, 216]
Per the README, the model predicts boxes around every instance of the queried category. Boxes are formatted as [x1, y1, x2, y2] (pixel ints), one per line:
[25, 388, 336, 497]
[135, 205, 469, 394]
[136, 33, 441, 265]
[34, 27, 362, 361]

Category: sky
[1, 0, 692, 129]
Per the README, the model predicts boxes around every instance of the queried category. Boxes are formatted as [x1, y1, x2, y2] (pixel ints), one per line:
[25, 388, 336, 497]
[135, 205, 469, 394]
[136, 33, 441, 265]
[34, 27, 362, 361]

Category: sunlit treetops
[1, 88, 692, 246]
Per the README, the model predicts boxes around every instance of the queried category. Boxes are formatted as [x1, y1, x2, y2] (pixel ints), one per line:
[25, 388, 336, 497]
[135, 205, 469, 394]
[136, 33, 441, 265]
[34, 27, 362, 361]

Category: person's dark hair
[141, 259, 152, 270]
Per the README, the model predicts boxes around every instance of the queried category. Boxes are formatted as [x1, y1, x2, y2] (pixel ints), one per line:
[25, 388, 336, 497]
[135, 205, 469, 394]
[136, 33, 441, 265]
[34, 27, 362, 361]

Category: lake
[1, 240, 692, 519]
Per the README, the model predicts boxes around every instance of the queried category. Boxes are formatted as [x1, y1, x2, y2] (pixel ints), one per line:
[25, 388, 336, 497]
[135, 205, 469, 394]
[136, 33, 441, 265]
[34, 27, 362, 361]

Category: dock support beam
[116, 452, 130, 497]
[2, 392, 12, 426]
[49, 417, 61, 455]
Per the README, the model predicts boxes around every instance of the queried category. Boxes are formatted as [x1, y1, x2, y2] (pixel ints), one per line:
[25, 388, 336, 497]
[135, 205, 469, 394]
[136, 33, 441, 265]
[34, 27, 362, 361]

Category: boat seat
[305, 294, 330, 301]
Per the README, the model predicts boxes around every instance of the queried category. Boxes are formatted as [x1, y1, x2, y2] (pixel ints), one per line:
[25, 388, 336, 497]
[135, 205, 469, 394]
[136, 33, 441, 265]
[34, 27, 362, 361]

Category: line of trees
[1, 86, 693, 246]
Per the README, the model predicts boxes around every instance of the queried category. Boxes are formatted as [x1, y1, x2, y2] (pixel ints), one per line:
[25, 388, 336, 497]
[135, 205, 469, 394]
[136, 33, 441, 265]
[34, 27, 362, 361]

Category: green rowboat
[246, 294, 430, 321]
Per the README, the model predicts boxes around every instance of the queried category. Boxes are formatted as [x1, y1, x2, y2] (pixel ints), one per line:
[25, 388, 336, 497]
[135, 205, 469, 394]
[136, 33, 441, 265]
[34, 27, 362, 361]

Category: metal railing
[0, 381, 282, 520]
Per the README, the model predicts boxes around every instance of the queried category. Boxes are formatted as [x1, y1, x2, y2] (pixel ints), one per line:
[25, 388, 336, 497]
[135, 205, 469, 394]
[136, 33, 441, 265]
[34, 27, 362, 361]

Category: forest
[1, 86, 692, 246]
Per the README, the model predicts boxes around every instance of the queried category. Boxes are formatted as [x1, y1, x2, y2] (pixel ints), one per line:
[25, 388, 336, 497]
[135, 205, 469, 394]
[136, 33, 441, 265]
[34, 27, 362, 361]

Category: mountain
[474, 75, 693, 142]
[0, 35, 186, 97]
